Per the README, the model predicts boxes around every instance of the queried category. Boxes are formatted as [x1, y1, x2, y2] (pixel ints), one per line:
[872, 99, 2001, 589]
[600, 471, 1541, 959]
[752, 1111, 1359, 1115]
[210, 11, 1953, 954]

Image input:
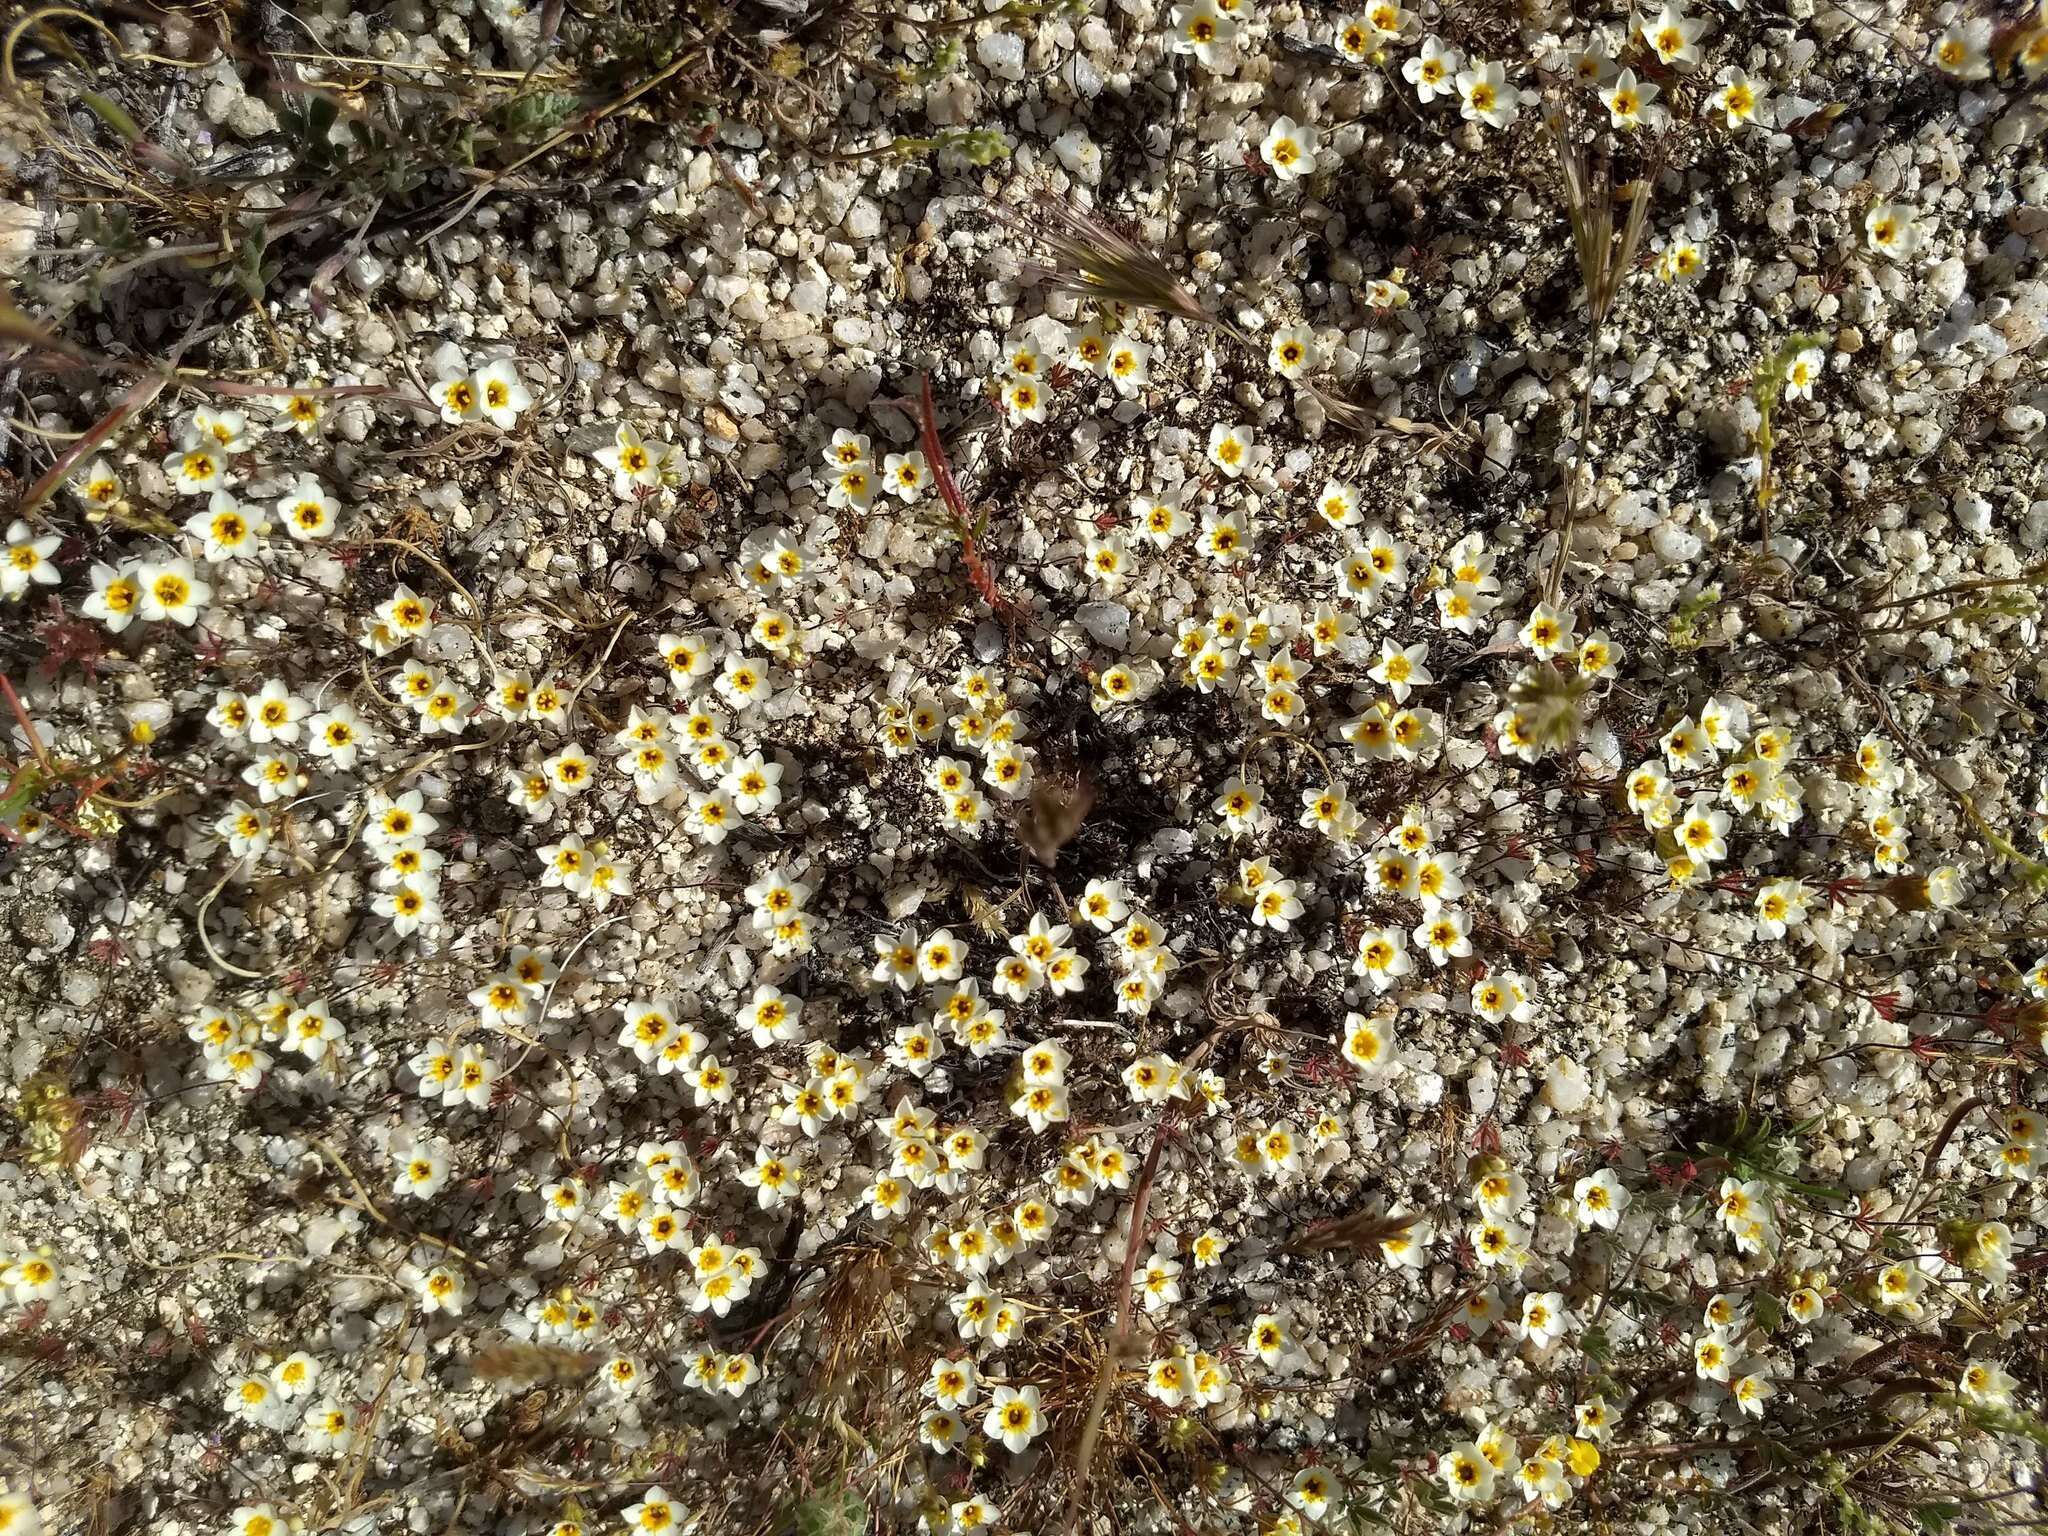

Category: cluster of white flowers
[15, 0, 2048, 1525]
[186, 993, 345, 1093]
[1440, 1422, 1604, 1510]
[989, 317, 1151, 427]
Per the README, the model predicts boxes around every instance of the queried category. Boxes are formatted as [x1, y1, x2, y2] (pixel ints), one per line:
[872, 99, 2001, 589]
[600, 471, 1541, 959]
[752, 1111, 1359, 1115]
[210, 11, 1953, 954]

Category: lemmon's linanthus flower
[2, 521, 60, 599]
[1455, 59, 1523, 129]
[1260, 117, 1320, 181]
[1601, 68, 1660, 130]
[1865, 203, 1919, 260]
[1710, 67, 1766, 129]
[1640, 3, 1705, 66]
[1168, 0, 1237, 70]
[1404, 36, 1461, 101]
[593, 424, 675, 496]
[433, 356, 531, 427]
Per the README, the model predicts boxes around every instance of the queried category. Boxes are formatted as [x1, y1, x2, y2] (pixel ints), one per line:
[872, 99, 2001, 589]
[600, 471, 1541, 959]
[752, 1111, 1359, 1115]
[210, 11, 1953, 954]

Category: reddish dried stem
[915, 374, 1008, 614]
[9, 371, 167, 524]
[0, 672, 53, 774]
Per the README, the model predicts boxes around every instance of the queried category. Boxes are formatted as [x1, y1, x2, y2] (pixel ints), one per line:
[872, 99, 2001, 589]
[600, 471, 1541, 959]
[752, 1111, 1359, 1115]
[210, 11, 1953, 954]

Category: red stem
[915, 374, 1008, 614]
[0, 673, 54, 773]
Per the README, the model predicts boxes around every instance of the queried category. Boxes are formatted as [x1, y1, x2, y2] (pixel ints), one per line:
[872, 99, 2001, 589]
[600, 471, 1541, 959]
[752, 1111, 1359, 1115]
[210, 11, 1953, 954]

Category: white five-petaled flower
[1573, 1168, 1630, 1230]
[594, 423, 673, 496]
[187, 490, 270, 562]
[1520, 603, 1577, 659]
[165, 443, 227, 495]
[278, 475, 340, 540]
[1168, 0, 1237, 69]
[1932, 20, 1991, 80]
[2, 520, 60, 598]
[1442, 1442, 1495, 1503]
[1694, 1329, 1734, 1381]
[1754, 878, 1811, 939]
[1710, 68, 1765, 129]
[1260, 117, 1320, 181]
[1360, 0, 1409, 38]
[1865, 203, 1919, 260]
[474, 358, 532, 427]
[135, 558, 211, 625]
[1333, 15, 1376, 63]
[1517, 1290, 1569, 1349]
[1455, 59, 1522, 129]
[1960, 1360, 2017, 1407]
[1200, 510, 1250, 565]
[882, 450, 928, 500]
[1354, 926, 1413, 991]
[1207, 421, 1254, 477]
[1268, 324, 1319, 379]
[183, 405, 249, 455]
[1601, 67, 1659, 130]
[74, 456, 123, 509]
[1641, 4, 1704, 67]
[1404, 36, 1462, 102]
[1782, 346, 1825, 401]
[1412, 901, 1471, 965]
[982, 1383, 1043, 1453]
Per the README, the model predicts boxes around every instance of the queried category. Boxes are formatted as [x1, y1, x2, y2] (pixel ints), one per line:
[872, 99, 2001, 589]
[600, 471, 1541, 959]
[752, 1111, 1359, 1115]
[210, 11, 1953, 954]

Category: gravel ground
[4, 1, 2048, 1533]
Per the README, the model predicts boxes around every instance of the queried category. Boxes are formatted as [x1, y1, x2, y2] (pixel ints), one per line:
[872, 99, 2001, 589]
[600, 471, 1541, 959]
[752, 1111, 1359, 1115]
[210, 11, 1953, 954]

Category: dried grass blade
[9, 371, 167, 522]
[991, 190, 1216, 332]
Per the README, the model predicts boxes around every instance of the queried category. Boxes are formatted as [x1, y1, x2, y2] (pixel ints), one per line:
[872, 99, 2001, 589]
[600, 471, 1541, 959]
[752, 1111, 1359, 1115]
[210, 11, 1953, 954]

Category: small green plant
[1667, 583, 1724, 649]
[1702, 1107, 1848, 1205]
[14, 1070, 85, 1169]
[791, 1486, 866, 1536]
[1820, 1456, 1890, 1536]
[898, 36, 962, 89]
[0, 673, 129, 841]
[1961, 1401, 2048, 1447]
[1751, 331, 1827, 544]
[836, 126, 1012, 166]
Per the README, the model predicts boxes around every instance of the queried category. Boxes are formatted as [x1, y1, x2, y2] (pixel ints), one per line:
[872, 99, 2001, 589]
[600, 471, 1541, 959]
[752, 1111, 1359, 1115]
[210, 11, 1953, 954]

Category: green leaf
[1754, 1290, 1783, 1334]
[1346, 1501, 1392, 1530]
[1774, 1174, 1850, 1204]
[81, 91, 143, 145]
[1410, 1480, 1457, 1517]
[1, 765, 47, 820]
[1914, 1503, 1962, 1533]
[1361, 1447, 1400, 1478]
[1580, 1324, 1611, 1363]
[1966, 1403, 2048, 1447]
